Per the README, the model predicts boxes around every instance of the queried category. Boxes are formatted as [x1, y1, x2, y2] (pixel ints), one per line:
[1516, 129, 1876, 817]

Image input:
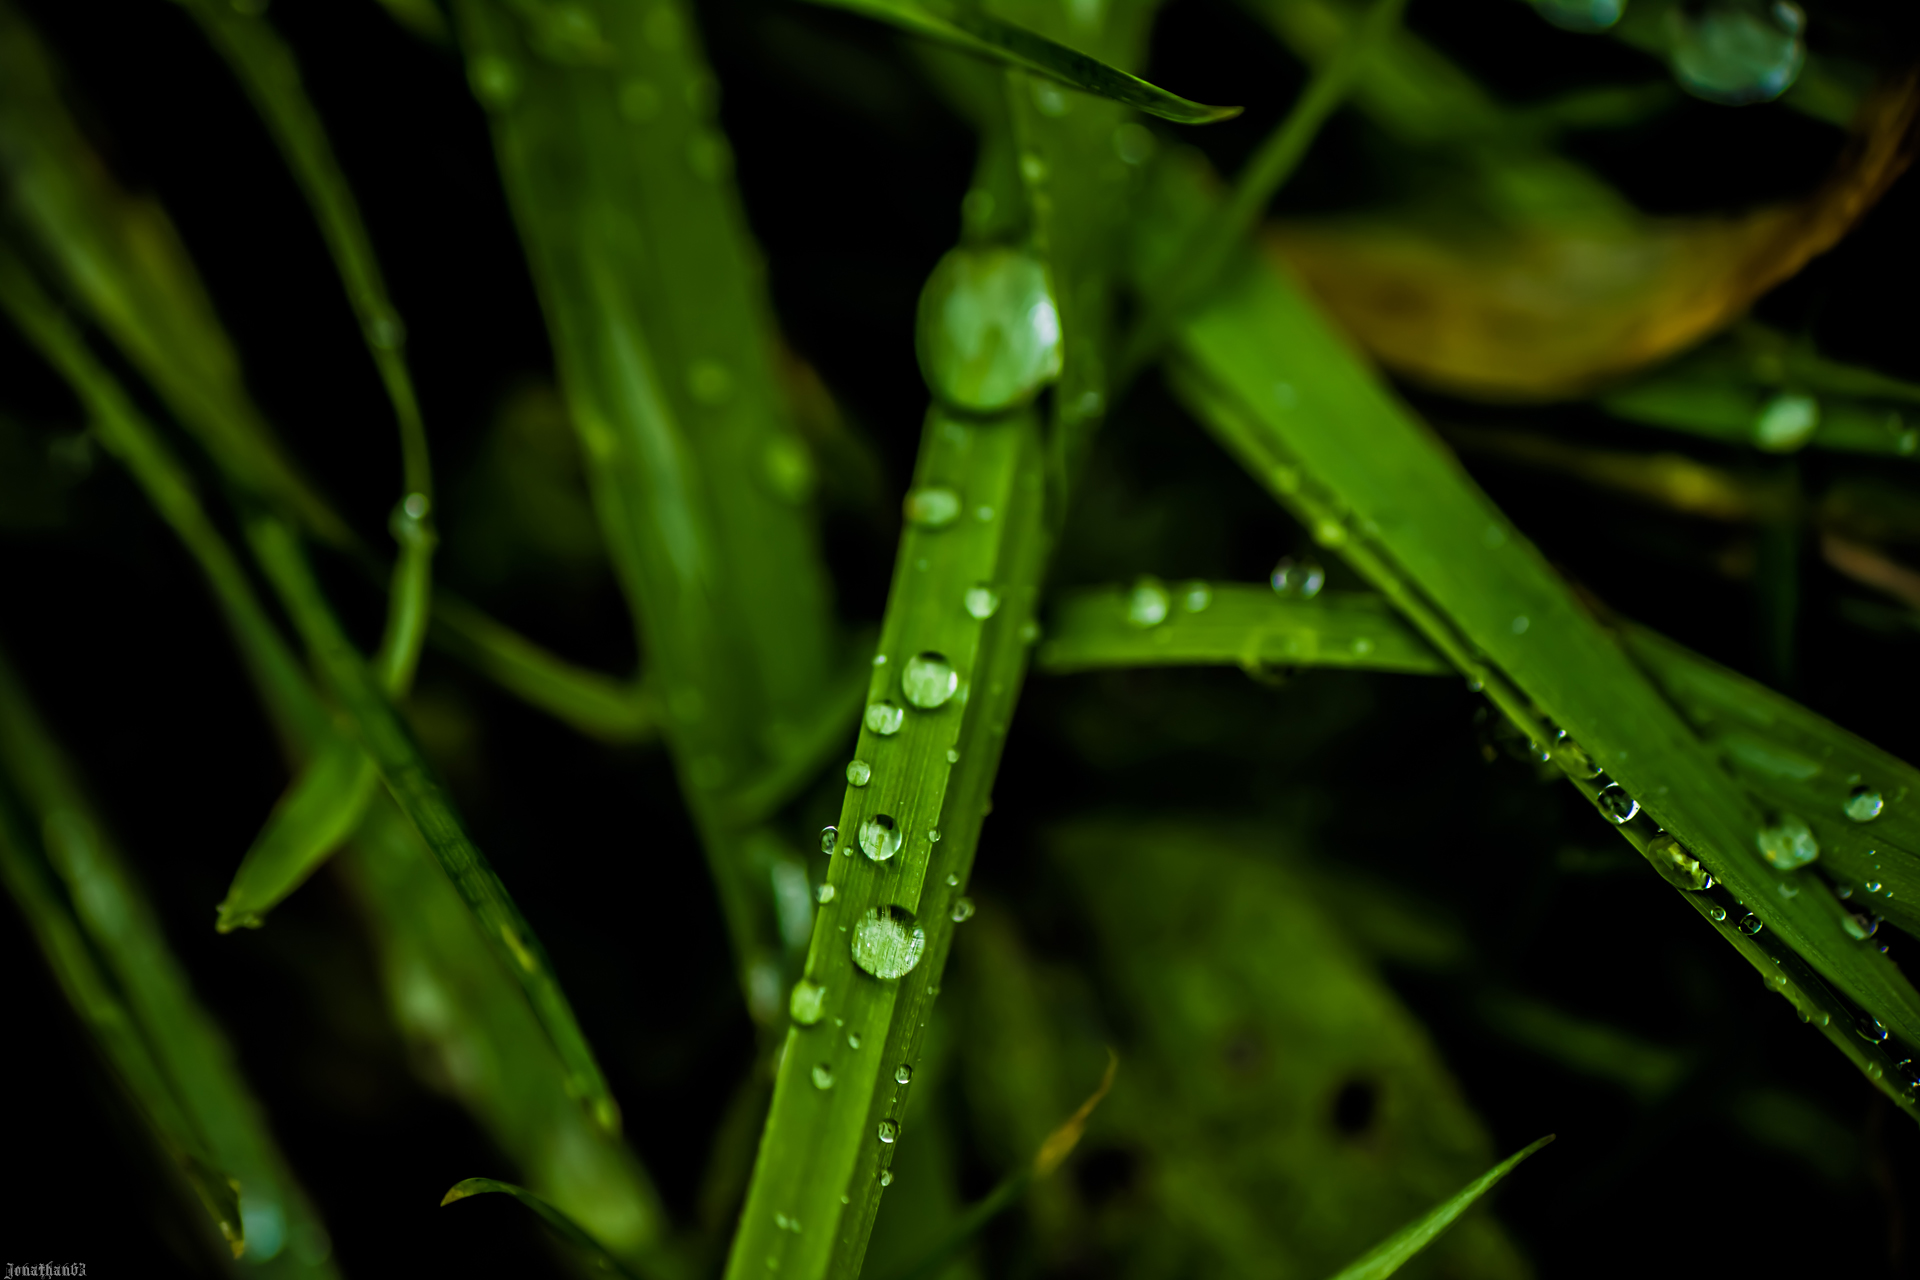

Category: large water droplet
[846, 759, 872, 788]
[894, 1064, 913, 1085]
[1179, 581, 1212, 613]
[1669, 0, 1806, 106]
[1127, 576, 1171, 628]
[1855, 1013, 1889, 1044]
[964, 583, 1001, 619]
[915, 247, 1063, 413]
[950, 897, 975, 923]
[859, 814, 903, 862]
[790, 980, 827, 1026]
[877, 1119, 898, 1144]
[820, 826, 838, 855]
[902, 653, 958, 709]
[1737, 912, 1764, 936]
[864, 700, 905, 736]
[852, 905, 926, 979]
[1757, 814, 1819, 870]
[1552, 732, 1603, 779]
[1843, 912, 1880, 941]
[1648, 835, 1713, 891]
[1845, 785, 1884, 823]
[904, 486, 961, 529]
[1270, 557, 1325, 599]
[1530, 0, 1624, 32]
[811, 1063, 834, 1090]
[1597, 783, 1640, 824]
[815, 883, 836, 905]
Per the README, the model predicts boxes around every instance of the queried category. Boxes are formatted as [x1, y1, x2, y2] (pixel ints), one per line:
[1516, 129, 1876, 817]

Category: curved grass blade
[1325, 1135, 1554, 1280]
[217, 736, 378, 933]
[807, 0, 1238, 124]
[1151, 155, 1920, 1114]
[1037, 583, 1448, 676]
[247, 515, 622, 1135]
[442, 1178, 643, 1279]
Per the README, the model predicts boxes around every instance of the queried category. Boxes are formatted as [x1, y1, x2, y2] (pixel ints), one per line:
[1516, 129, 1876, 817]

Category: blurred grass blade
[247, 515, 622, 1135]
[807, 0, 1239, 123]
[0, 647, 337, 1274]
[1148, 152, 1920, 1112]
[1325, 1135, 1554, 1280]
[1037, 583, 1448, 676]
[889, 1050, 1116, 1280]
[217, 737, 378, 933]
[443, 1178, 643, 1279]
[0, 788, 246, 1258]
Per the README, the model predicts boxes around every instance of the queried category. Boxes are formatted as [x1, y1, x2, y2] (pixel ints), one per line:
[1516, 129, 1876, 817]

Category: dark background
[3, 0, 1919, 1275]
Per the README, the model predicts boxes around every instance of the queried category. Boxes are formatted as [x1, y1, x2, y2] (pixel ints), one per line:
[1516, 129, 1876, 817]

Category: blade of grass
[804, 0, 1239, 124]
[0, 788, 246, 1259]
[442, 1178, 644, 1279]
[1148, 153, 1920, 1112]
[1037, 582, 1449, 676]
[0, 646, 338, 1274]
[247, 513, 622, 1134]
[1324, 1135, 1555, 1280]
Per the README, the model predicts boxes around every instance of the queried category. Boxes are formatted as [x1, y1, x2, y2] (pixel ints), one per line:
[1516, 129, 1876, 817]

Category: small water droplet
[1670, 0, 1807, 107]
[879, 1170, 893, 1188]
[902, 653, 959, 709]
[1019, 620, 1041, 644]
[946, 873, 959, 887]
[847, 760, 872, 787]
[859, 815, 903, 862]
[815, 883, 836, 905]
[852, 905, 926, 979]
[1552, 732, 1603, 779]
[1648, 835, 1713, 891]
[945, 748, 960, 765]
[1866, 880, 1884, 893]
[789, 981, 827, 1026]
[928, 829, 941, 843]
[894, 1063, 913, 1085]
[1127, 577, 1171, 628]
[811, 1063, 834, 1090]
[1313, 520, 1347, 549]
[1757, 814, 1819, 869]
[950, 896, 975, 923]
[1510, 615, 1530, 635]
[1179, 581, 1212, 612]
[400, 491, 430, 521]
[1352, 637, 1374, 657]
[1596, 783, 1639, 824]
[1737, 913, 1764, 936]
[1529, 0, 1624, 32]
[820, 826, 837, 854]
[877, 1119, 898, 1144]
[848, 1031, 862, 1049]
[915, 247, 1063, 413]
[1855, 1013, 1889, 1044]
[1708, 904, 1728, 922]
[1029, 78, 1069, 116]
[1845, 785, 1884, 823]
[1270, 557, 1325, 599]
[864, 700, 905, 736]
[1019, 152, 1047, 183]
[965, 583, 1001, 619]
[904, 486, 962, 529]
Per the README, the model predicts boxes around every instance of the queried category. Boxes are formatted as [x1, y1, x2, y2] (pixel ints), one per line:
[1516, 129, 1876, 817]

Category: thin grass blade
[443, 1178, 644, 1279]
[1324, 1135, 1555, 1280]
[217, 737, 378, 933]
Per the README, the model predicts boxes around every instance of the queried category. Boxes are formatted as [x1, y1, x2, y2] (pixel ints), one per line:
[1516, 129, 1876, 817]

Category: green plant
[4, 0, 1918, 1276]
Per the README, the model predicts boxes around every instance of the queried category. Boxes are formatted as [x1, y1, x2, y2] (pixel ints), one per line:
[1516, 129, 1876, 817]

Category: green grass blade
[442, 1178, 644, 1279]
[0, 647, 337, 1274]
[724, 406, 1050, 1280]
[1324, 1135, 1554, 1280]
[217, 737, 378, 933]
[806, 0, 1239, 124]
[247, 515, 622, 1134]
[1152, 164, 1920, 1112]
[1037, 583, 1449, 676]
[0, 788, 246, 1259]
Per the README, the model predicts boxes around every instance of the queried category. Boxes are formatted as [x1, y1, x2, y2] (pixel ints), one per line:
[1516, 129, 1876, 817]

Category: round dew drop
[1708, 904, 1728, 923]
[902, 652, 959, 709]
[964, 583, 1001, 620]
[1270, 556, 1324, 599]
[851, 905, 927, 980]
[1648, 835, 1712, 891]
[877, 1120, 898, 1144]
[1737, 913, 1764, 936]
[1856, 1014, 1889, 1045]
[847, 1031, 862, 1050]
[865, 700, 906, 736]
[1127, 576, 1171, 628]
[815, 884, 836, 905]
[1669, 0, 1807, 107]
[914, 246, 1063, 413]
[950, 897, 976, 923]
[846, 759, 872, 788]
[1757, 815, 1819, 870]
[811, 1063, 834, 1090]
[1180, 581, 1212, 613]
[894, 1064, 913, 1085]
[820, 826, 838, 855]
[789, 981, 827, 1027]
[1845, 785, 1884, 823]
[903, 486, 962, 530]
[1596, 783, 1639, 824]
[860, 814, 903, 862]
[879, 1171, 893, 1188]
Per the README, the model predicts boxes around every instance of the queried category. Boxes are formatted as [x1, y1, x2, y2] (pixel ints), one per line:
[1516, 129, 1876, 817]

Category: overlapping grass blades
[1145, 156, 1920, 1113]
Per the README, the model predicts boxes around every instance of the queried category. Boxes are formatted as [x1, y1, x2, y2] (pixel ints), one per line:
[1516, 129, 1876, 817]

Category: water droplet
[965, 583, 1001, 619]
[1019, 620, 1041, 645]
[1892, 1058, 1920, 1092]
[1757, 814, 1819, 869]
[1866, 880, 1883, 893]
[1019, 151, 1047, 183]
[902, 652, 958, 709]
[1737, 912, 1764, 936]
[1708, 904, 1728, 922]
[1845, 785, 1884, 823]
[1313, 519, 1348, 548]
[847, 760, 872, 787]
[364, 306, 407, 350]
[1127, 576, 1171, 628]
[851, 905, 926, 979]
[877, 1119, 898, 1143]
[1179, 581, 1212, 613]
[1510, 615, 1530, 635]
[864, 700, 905, 736]
[1552, 732, 1603, 779]
[946, 873, 959, 887]
[815, 883, 836, 905]
[811, 1063, 834, 1090]
[928, 829, 941, 843]
[789, 980, 827, 1026]
[950, 896, 975, 923]
[1855, 1013, 1889, 1044]
[859, 814, 903, 862]
[945, 748, 960, 764]
[1596, 783, 1640, 824]
[974, 505, 995, 523]
[1029, 78, 1070, 116]
[904, 486, 962, 529]
[894, 1063, 913, 1085]
[1530, 0, 1624, 32]
[618, 78, 662, 121]
[1843, 912, 1879, 941]
[847, 1031, 862, 1049]
[820, 826, 838, 855]
[1270, 557, 1325, 599]
[401, 492, 430, 521]
[915, 247, 1063, 413]
[1352, 637, 1375, 657]
[1648, 835, 1713, 891]
[469, 55, 521, 109]
[879, 1170, 893, 1188]
[1752, 391, 1819, 451]
[762, 436, 816, 503]
[1670, 0, 1807, 106]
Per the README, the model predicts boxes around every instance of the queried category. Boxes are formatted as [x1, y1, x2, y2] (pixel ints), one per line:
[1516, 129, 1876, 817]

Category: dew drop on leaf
[903, 486, 962, 529]
[1179, 581, 1212, 613]
[1270, 557, 1324, 599]
[915, 247, 1063, 413]
[1596, 783, 1639, 824]
[1670, 0, 1807, 106]
[902, 653, 958, 709]
[877, 1119, 898, 1144]
[846, 759, 872, 787]
[1845, 785, 1884, 823]
[820, 826, 837, 855]
[789, 981, 827, 1026]
[864, 700, 905, 736]
[1757, 815, 1819, 869]
[815, 884, 836, 905]
[811, 1063, 834, 1090]
[1737, 913, 1764, 936]
[950, 897, 975, 923]
[894, 1064, 913, 1085]
[964, 583, 1001, 619]
[1648, 835, 1713, 891]
[1855, 1013, 1889, 1044]
[851, 906, 926, 980]
[879, 1171, 893, 1188]
[859, 814, 903, 862]
[1127, 576, 1171, 628]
